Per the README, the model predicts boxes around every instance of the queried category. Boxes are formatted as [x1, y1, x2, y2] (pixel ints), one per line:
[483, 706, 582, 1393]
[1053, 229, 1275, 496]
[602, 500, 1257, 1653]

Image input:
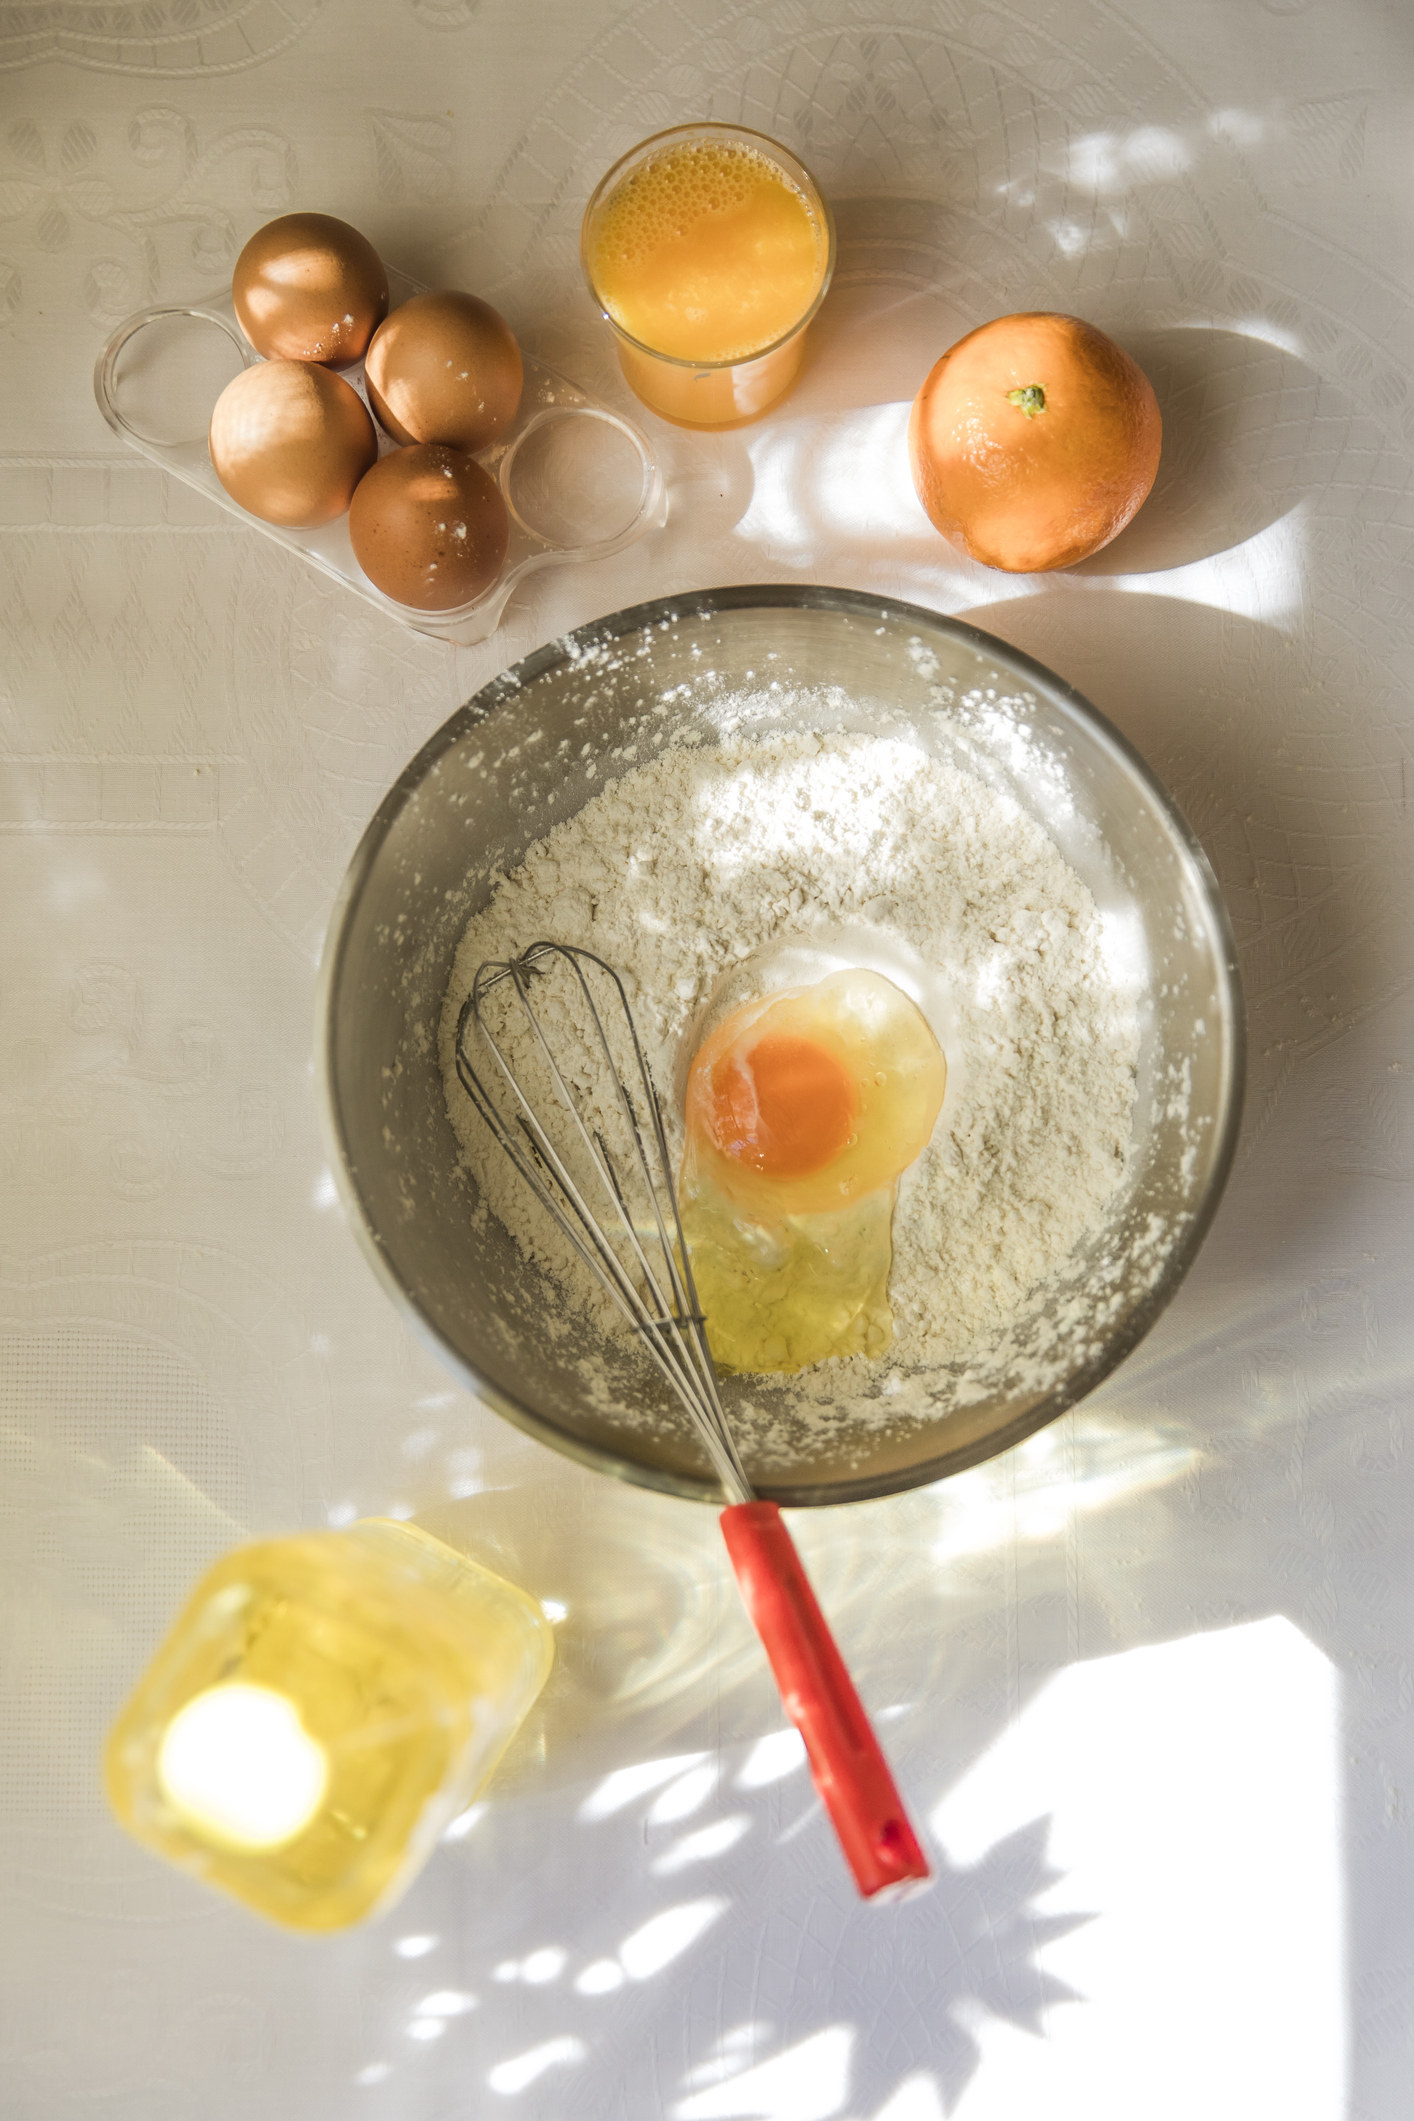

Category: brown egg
[233, 212, 388, 365]
[363, 292, 523, 453]
[209, 360, 379, 528]
[348, 444, 509, 610]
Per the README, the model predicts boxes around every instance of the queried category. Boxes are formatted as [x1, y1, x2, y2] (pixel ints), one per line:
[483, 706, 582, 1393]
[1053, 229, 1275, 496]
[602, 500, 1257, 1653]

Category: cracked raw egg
[232, 213, 388, 366]
[363, 291, 523, 454]
[347, 443, 509, 610]
[679, 969, 946, 1373]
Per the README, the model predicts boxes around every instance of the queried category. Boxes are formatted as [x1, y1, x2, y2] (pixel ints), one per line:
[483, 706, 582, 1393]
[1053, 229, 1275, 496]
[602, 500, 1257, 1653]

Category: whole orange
[908, 312, 1162, 572]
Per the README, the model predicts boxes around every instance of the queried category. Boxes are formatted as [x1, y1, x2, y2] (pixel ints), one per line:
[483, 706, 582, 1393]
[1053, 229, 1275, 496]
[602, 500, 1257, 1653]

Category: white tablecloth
[3, 4, 1412, 2116]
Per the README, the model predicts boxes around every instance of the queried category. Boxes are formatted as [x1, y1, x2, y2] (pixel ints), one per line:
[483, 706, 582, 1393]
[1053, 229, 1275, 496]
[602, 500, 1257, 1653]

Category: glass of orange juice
[581, 122, 835, 429]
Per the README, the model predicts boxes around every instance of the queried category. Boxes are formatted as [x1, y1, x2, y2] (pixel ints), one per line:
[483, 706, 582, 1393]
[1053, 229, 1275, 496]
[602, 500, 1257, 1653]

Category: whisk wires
[455, 941, 751, 1505]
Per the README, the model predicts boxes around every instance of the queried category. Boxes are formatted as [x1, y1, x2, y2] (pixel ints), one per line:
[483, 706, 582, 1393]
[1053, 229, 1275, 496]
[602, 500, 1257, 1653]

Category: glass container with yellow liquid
[581, 123, 835, 428]
[105, 1519, 553, 1930]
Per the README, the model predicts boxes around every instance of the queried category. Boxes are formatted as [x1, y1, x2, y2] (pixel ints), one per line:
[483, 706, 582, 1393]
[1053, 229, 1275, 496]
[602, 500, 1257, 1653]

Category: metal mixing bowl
[320, 586, 1243, 1506]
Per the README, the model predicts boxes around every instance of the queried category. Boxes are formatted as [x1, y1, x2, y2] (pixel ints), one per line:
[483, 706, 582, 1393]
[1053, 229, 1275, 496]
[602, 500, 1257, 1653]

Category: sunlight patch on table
[673, 2025, 854, 2121]
[933, 1617, 1344, 2121]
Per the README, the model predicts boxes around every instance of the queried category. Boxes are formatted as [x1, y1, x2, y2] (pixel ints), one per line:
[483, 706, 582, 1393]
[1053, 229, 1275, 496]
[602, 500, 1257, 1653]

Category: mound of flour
[439, 723, 1136, 1397]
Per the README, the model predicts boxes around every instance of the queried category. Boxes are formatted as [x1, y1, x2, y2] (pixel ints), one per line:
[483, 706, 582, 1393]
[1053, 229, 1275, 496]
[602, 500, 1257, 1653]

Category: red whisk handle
[719, 1500, 930, 1900]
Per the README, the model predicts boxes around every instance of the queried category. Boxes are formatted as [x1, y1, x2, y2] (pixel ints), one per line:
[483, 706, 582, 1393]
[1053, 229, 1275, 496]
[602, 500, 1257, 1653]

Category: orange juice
[583, 125, 834, 427]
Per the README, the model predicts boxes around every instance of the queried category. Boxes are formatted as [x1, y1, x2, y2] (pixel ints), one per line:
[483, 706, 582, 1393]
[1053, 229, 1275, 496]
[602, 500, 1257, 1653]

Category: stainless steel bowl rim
[318, 583, 1246, 1507]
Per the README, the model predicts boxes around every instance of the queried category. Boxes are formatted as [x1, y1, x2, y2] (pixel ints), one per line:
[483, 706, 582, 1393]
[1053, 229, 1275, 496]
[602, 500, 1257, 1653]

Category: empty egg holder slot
[93, 265, 667, 647]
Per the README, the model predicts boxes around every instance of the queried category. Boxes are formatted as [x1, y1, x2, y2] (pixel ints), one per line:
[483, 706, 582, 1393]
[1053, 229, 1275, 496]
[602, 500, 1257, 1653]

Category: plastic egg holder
[93, 265, 667, 647]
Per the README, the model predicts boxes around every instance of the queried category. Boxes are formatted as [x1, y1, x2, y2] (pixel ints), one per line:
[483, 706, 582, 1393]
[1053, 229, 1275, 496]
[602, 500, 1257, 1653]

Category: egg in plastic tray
[93, 264, 666, 647]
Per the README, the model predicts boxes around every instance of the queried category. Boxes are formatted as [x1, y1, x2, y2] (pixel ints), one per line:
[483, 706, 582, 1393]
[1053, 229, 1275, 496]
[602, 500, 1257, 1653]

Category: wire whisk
[455, 940, 749, 1504]
[455, 940, 930, 1901]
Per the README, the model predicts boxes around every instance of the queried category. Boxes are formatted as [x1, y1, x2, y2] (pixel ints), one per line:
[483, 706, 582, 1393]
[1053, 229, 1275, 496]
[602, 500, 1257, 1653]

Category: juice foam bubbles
[587, 139, 827, 366]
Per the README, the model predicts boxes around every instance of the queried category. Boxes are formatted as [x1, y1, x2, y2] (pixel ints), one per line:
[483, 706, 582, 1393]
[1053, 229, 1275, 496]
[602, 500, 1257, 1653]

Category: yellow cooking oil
[105, 1519, 553, 1931]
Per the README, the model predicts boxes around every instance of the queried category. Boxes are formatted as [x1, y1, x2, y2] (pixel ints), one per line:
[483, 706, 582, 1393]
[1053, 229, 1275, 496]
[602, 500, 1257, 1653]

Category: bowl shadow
[957, 589, 1411, 1270]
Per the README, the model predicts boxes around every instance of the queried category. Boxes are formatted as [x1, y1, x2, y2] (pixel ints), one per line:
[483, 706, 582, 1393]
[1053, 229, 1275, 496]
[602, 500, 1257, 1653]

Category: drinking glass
[581, 122, 836, 429]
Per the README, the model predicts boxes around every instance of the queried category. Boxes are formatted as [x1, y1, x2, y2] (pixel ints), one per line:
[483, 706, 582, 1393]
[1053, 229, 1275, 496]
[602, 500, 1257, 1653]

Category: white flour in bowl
[439, 719, 1137, 1415]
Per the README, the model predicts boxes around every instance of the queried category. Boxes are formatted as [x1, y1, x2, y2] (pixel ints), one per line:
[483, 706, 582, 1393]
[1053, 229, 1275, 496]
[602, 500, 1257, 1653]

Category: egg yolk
[707, 1033, 857, 1178]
